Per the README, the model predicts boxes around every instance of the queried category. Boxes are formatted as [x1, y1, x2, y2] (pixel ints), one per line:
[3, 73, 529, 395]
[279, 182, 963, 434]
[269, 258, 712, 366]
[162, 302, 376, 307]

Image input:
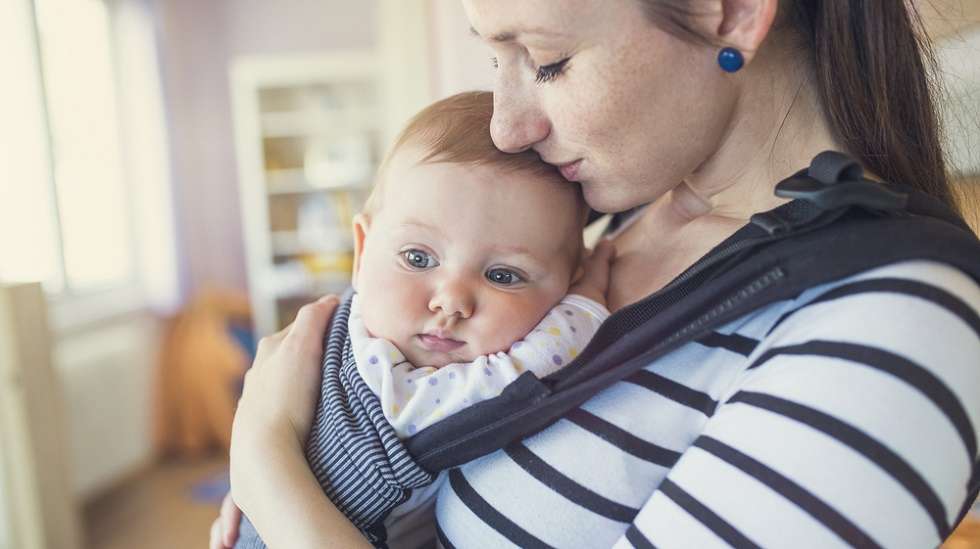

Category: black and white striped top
[433, 260, 980, 548]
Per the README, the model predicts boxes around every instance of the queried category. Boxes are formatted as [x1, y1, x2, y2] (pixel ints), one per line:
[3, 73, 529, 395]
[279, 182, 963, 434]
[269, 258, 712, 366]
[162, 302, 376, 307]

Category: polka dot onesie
[349, 293, 609, 438]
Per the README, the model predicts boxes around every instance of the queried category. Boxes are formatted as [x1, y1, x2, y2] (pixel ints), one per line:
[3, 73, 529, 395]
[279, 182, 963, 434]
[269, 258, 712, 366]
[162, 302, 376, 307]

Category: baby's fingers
[570, 240, 616, 304]
[589, 239, 615, 265]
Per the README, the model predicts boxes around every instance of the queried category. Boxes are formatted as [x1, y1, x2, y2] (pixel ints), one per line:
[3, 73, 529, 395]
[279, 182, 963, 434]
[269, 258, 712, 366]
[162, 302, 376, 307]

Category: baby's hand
[569, 240, 615, 307]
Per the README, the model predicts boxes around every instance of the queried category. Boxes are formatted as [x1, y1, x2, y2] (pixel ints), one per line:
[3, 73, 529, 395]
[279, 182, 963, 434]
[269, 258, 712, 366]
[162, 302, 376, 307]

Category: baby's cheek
[358, 273, 423, 340]
[475, 296, 556, 354]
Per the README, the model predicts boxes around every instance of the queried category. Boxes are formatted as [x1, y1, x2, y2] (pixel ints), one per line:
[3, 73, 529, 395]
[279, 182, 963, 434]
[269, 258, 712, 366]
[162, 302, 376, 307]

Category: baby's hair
[363, 91, 583, 216]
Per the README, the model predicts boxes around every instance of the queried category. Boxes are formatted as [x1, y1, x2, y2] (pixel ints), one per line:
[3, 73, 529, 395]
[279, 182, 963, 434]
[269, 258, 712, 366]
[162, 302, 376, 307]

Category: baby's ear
[351, 213, 371, 291]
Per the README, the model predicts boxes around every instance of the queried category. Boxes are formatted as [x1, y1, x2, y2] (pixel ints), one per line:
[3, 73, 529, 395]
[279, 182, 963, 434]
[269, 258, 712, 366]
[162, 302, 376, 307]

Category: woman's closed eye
[485, 267, 527, 287]
[488, 55, 570, 84]
[402, 249, 439, 270]
[534, 57, 569, 84]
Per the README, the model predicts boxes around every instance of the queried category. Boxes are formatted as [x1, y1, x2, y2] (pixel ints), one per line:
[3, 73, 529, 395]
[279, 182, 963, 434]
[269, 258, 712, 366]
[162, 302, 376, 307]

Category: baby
[236, 91, 612, 549]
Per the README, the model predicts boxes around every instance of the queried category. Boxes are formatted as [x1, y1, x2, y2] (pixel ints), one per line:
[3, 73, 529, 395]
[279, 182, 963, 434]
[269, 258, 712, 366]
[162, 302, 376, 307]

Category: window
[0, 0, 178, 327]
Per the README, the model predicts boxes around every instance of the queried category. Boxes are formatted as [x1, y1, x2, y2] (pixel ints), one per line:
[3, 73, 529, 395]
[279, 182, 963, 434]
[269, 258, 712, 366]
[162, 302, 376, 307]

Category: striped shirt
[433, 260, 980, 548]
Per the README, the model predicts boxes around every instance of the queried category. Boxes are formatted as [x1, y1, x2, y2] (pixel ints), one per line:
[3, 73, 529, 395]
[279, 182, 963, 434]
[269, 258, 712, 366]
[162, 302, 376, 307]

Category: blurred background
[0, 1, 977, 548]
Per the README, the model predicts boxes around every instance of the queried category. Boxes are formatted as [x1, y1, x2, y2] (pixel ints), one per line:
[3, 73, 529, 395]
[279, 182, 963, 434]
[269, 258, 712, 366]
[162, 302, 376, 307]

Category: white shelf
[265, 168, 369, 194]
[270, 230, 352, 256]
[259, 266, 350, 300]
[231, 8, 436, 336]
[261, 109, 380, 139]
[231, 51, 384, 335]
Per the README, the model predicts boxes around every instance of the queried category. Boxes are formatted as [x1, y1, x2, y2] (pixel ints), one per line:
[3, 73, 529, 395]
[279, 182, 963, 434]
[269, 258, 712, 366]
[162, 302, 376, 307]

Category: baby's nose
[428, 281, 475, 319]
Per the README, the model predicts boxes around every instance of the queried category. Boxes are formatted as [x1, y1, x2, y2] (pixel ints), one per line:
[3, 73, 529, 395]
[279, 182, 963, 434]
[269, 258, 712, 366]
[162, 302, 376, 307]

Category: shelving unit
[231, 52, 383, 335]
[229, 2, 436, 336]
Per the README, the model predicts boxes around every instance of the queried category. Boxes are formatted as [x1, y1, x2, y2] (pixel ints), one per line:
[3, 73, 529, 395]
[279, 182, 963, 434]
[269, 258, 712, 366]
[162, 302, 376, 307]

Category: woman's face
[463, 0, 737, 213]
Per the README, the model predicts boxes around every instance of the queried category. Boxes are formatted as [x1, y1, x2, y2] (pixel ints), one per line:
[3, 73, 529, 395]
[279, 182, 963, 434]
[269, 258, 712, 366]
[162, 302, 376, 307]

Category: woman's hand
[233, 295, 339, 451]
[214, 294, 348, 548]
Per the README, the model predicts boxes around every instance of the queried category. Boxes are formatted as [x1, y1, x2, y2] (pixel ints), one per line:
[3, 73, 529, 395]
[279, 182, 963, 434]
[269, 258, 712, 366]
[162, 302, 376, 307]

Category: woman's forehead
[463, 0, 602, 39]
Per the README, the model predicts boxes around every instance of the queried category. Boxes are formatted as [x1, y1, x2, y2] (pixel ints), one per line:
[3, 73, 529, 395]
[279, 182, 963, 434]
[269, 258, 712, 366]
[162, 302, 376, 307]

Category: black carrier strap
[405, 151, 980, 476]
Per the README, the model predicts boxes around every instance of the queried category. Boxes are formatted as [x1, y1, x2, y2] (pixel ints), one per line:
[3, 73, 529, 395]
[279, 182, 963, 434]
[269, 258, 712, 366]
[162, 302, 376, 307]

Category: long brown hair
[638, 0, 959, 212]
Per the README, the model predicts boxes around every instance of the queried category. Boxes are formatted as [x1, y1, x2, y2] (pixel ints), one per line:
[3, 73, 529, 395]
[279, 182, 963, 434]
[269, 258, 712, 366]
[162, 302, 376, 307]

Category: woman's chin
[582, 179, 664, 215]
[582, 185, 636, 215]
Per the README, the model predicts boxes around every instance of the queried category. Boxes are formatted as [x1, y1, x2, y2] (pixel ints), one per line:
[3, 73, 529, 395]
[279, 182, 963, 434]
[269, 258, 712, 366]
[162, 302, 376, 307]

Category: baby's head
[352, 91, 588, 368]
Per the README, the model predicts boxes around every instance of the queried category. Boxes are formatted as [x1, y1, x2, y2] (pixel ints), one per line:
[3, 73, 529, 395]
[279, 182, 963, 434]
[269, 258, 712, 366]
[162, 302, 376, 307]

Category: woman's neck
[667, 32, 844, 226]
[607, 33, 847, 310]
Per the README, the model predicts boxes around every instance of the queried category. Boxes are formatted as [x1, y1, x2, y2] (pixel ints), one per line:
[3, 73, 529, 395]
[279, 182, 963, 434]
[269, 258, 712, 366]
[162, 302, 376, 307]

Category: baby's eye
[402, 249, 438, 270]
[485, 268, 525, 286]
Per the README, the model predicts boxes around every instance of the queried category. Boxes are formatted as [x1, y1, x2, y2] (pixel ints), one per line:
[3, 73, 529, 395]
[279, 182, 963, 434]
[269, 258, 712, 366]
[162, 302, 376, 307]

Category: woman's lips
[417, 334, 465, 353]
[559, 159, 582, 181]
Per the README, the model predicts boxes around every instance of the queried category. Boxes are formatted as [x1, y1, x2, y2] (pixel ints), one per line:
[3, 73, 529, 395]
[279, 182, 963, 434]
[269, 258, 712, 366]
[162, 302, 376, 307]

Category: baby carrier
[239, 151, 980, 548]
[405, 151, 980, 532]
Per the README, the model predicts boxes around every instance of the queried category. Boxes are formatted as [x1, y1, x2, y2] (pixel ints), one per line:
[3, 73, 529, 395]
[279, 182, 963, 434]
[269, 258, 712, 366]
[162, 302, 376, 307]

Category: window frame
[5, 0, 176, 333]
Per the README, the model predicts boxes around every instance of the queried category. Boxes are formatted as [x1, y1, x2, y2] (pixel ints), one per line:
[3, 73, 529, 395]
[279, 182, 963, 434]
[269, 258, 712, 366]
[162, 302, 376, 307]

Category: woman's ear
[351, 213, 371, 291]
[715, 0, 778, 65]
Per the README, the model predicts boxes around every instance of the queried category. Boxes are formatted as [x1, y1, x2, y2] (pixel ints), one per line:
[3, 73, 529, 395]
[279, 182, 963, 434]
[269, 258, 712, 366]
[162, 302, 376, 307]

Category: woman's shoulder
[771, 258, 979, 337]
[725, 258, 979, 429]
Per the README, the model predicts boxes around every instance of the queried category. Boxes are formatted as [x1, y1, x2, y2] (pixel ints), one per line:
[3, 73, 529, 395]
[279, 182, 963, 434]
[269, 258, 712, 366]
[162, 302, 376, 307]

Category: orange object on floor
[154, 291, 252, 457]
[945, 515, 980, 549]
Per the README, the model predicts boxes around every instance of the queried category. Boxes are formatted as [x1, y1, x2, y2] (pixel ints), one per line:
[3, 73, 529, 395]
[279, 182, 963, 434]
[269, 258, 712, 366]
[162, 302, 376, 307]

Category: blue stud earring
[717, 47, 744, 73]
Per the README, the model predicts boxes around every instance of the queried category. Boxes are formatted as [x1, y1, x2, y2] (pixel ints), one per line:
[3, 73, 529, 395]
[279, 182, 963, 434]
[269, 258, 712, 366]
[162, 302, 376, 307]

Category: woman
[213, 1, 980, 547]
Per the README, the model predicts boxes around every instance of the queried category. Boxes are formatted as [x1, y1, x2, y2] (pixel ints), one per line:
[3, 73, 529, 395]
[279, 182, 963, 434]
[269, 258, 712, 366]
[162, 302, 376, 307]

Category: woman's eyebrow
[469, 26, 561, 43]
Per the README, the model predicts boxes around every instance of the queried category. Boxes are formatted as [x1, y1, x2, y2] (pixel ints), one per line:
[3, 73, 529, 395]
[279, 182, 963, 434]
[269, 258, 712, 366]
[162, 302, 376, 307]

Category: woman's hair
[364, 91, 572, 214]
[637, 0, 959, 212]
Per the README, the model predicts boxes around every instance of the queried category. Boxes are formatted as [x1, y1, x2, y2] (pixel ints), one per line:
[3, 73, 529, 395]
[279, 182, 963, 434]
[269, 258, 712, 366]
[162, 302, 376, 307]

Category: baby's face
[352, 149, 583, 368]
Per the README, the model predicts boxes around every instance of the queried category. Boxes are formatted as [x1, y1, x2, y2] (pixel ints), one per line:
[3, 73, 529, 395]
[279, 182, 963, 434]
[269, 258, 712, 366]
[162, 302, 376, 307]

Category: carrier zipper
[656, 267, 786, 350]
[608, 207, 843, 327]
[556, 266, 786, 390]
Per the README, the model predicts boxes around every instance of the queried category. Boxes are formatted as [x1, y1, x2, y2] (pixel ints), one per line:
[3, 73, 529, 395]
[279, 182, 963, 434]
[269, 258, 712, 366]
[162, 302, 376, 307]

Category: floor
[83, 456, 980, 548]
[84, 456, 228, 549]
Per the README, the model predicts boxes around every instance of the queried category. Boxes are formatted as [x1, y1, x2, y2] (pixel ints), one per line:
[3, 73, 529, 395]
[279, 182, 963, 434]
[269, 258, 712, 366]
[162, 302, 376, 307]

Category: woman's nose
[428, 278, 475, 320]
[490, 82, 550, 153]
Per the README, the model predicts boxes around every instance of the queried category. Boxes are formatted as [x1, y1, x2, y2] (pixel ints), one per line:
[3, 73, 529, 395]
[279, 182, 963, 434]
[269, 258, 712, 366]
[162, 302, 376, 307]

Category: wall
[919, 0, 980, 40]
[151, 0, 378, 301]
[936, 25, 980, 177]
[428, 0, 494, 98]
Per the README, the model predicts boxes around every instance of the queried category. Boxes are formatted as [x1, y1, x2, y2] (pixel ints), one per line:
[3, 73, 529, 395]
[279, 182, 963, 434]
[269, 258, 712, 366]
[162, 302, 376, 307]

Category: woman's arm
[217, 295, 371, 549]
[614, 261, 980, 548]
[231, 430, 371, 549]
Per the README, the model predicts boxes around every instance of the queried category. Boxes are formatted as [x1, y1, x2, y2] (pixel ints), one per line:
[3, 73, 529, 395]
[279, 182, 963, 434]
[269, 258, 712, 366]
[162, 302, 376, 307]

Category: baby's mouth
[417, 333, 465, 353]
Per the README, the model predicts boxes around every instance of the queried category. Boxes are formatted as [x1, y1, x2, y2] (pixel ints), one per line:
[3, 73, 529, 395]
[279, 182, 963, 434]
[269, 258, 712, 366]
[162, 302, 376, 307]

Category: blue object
[228, 323, 256, 398]
[228, 323, 257, 363]
[190, 470, 230, 504]
[718, 47, 744, 73]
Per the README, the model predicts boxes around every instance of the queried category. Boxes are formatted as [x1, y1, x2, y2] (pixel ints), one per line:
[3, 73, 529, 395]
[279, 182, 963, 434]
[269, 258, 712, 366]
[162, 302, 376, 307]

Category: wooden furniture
[0, 283, 82, 549]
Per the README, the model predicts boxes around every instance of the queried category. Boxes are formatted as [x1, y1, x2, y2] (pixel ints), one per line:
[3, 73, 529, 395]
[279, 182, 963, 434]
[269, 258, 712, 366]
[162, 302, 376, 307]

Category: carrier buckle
[774, 151, 908, 212]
